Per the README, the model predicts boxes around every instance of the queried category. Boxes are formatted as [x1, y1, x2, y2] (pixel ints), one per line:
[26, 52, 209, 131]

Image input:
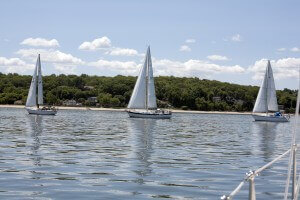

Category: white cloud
[231, 34, 242, 42]
[105, 47, 138, 56]
[0, 57, 34, 73]
[78, 36, 111, 51]
[185, 39, 196, 43]
[290, 47, 300, 52]
[16, 48, 84, 65]
[54, 64, 77, 74]
[248, 58, 300, 80]
[277, 48, 286, 52]
[207, 55, 229, 61]
[153, 59, 245, 77]
[21, 38, 59, 47]
[179, 45, 191, 52]
[89, 59, 140, 75]
[16, 48, 84, 74]
[88, 57, 245, 78]
[0, 57, 26, 66]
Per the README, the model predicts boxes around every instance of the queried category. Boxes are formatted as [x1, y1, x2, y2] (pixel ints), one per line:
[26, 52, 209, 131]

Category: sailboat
[252, 60, 289, 122]
[25, 54, 57, 115]
[127, 46, 172, 119]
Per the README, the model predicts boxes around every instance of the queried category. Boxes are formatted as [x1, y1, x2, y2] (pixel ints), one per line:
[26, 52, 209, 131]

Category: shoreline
[0, 104, 252, 115]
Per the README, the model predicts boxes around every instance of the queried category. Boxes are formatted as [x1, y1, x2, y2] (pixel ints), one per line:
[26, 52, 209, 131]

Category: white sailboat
[127, 46, 172, 119]
[252, 60, 289, 122]
[25, 54, 57, 115]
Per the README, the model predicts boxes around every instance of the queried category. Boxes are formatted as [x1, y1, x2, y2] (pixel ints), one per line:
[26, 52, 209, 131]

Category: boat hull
[26, 108, 57, 115]
[127, 110, 172, 119]
[252, 114, 289, 122]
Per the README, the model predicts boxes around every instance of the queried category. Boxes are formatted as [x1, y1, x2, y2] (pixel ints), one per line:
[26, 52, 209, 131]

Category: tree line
[0, 73, 297, 112]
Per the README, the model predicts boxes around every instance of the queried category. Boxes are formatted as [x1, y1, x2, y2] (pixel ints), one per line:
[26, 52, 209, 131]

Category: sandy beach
[0, 104, 252, 115]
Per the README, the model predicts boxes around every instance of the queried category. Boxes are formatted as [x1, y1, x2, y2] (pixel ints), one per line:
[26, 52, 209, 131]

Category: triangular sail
[253, 60, 278, 113]
[146, 47, 157, 109]
[127, 52, 147, 109]
[266, 61, 278, 111]
[37, 54, 43, 105]
[128, 46, 157, 109]
[253, 65, 268, 113]
[26, 59, 38, 107]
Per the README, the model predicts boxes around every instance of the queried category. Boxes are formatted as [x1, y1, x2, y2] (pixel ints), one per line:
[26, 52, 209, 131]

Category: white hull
[127, 110, 172, 119]
[252, 114, 289, 122]
[26, 108, 57, 115]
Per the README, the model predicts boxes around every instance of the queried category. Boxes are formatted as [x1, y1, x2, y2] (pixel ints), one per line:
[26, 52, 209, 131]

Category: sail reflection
[128, 119, 156, 184]
[26, 115, 43, 166]
[251, 122, 278, 161]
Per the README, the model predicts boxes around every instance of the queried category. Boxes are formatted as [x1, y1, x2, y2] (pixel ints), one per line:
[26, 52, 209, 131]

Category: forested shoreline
[0, 73, 297, 113]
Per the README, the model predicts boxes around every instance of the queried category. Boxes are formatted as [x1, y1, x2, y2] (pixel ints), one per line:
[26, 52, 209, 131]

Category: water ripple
[0, 108, 296, 199]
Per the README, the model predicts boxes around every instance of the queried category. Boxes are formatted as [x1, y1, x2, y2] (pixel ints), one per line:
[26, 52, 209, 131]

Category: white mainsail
[127, 55, 147, 109]
[26, 58, 38, 107]
[253, 60, 278, 113]
[128, 46, 157, 109]
[37, 54, 43, 105]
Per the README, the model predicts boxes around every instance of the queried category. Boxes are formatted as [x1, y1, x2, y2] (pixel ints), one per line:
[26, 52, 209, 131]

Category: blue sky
[0, 0, 300, 89]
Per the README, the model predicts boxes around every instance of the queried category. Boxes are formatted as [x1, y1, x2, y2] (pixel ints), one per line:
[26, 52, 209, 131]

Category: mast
[266, 61, 269, 115]
[145, 47, 149, 110]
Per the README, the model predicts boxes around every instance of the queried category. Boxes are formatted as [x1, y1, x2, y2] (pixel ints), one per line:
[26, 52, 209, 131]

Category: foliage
[0, 73, 297, 112]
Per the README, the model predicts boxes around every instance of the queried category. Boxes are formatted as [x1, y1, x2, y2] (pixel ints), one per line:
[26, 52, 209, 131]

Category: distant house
[88, 97, 98, 103]
[157, 99, 172, 108]
[14, 100, 23, 105]
[63, 99, 77, 106]
[212, 96, 221, 102]
[226, 96, 235, 103]
[84, 86, 95, 90]
[235, 99, 244, 105]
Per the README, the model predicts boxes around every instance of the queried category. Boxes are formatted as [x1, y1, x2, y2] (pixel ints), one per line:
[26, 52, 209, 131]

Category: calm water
[0, 108, 297, 199]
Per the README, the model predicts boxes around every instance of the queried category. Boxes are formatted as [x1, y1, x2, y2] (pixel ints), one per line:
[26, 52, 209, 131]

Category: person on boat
[275, 112, 282, 117]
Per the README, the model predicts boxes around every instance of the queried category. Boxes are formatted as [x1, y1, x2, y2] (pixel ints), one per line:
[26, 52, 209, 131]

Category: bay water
[0, 108, 296, 199]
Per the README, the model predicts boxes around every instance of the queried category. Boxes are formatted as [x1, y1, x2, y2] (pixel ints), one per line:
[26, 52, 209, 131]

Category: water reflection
[26, 115, 43, 166]
[1, 109, 294, 199]
[251, 122, 278, 161]
[128, 119, 156, 184]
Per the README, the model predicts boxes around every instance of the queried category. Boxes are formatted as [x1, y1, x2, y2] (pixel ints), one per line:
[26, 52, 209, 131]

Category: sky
[0, 0, 300, 89]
